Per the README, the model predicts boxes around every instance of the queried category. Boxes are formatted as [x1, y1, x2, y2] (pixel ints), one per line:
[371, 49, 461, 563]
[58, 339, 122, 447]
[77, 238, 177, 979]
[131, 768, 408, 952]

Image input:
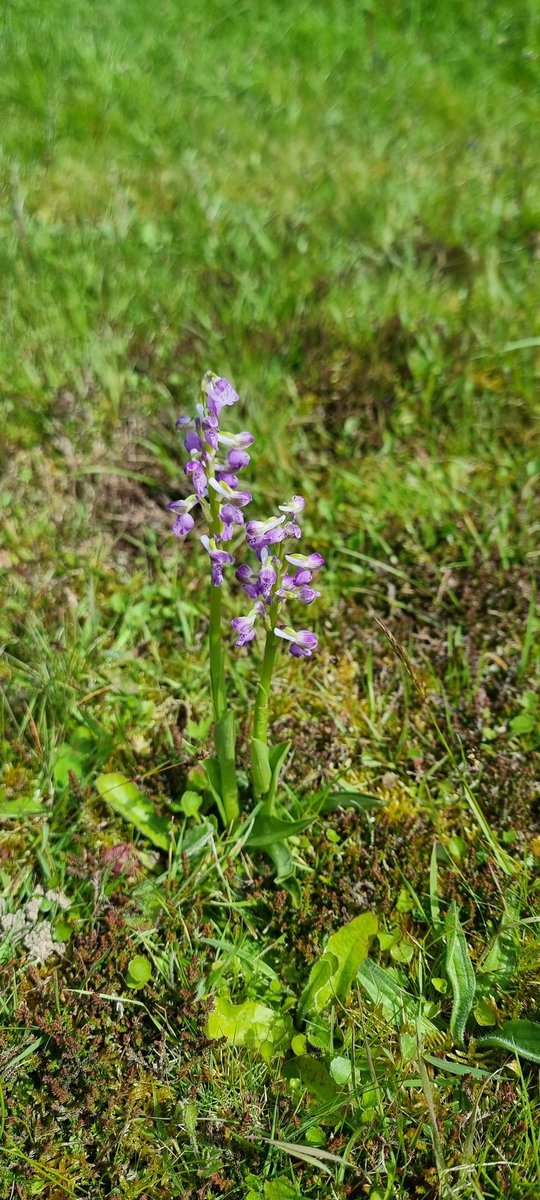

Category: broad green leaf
[477, 1019, 540, 1063]
[299, 953, 338, 1019]
[474, 997, 498, 1027]
[181, 818, 215, 859]
[247, 812, 314, 848]
[301, 914, 378, 1013]
[264, 1179, 304, 1200]
[251, 737, 272, 796]
[510, 712, 537, 736]
[0, 795, 43, 818]
[53, 744, 85, 788]
[358, 959, 442, 1044]
[282, 1054, 341, 1103]
[304, 1014, 333, 1053]
[267, 740, 291, 805]
[390, 939, 414, 964]
[322, 913, 378, 1005]
[396, 887, 415, 913]
[445, 902, 476, 1045]
[96, 773, 170, 851]
[329, 1056, 352, 1086]
[179, 790, 202, 818]
[207, 996, 292, 1061]
[127, 954, 152, 988]
[263, 839, 302, 905]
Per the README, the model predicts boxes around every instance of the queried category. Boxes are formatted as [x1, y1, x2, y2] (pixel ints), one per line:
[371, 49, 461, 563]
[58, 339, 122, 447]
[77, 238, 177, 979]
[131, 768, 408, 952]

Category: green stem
[253, 628, 278, 747]
[251, 596, 280, 806]
[209, 579, 226, 722]
[208, 488, 238, 825]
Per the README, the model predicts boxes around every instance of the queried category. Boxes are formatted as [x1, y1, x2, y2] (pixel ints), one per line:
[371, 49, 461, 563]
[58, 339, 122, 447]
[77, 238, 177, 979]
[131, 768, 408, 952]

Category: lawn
[1, 1, 540, 1197]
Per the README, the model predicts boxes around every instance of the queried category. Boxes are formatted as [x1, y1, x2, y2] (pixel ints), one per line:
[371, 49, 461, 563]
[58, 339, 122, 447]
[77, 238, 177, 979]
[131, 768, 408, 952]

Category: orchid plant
[168, 372, 324, 833]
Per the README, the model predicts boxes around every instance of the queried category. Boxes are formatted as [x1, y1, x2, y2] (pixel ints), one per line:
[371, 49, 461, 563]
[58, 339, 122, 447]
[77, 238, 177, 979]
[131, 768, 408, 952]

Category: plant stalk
[208, 488, 238, 825]
[253, 628, 278, 747]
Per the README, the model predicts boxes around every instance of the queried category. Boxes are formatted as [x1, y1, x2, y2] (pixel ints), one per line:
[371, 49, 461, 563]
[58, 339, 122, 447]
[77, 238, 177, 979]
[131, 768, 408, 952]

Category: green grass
[1, 0, 540, 1196]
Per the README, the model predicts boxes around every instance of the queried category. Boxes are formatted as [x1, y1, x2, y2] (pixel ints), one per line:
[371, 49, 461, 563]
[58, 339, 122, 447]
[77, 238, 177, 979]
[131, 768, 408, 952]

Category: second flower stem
[253, 627, 278, 747]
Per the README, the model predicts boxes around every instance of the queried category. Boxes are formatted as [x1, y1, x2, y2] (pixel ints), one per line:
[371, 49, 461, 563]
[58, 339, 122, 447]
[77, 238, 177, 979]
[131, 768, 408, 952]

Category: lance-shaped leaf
[476, 1019, 540, 1064]
[246, 812, 314, 848]
[445, 902, 476, 1044]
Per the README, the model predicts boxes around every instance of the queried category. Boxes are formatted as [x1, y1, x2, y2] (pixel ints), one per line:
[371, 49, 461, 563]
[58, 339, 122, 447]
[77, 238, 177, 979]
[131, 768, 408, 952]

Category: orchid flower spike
[168, 372, 254, 585]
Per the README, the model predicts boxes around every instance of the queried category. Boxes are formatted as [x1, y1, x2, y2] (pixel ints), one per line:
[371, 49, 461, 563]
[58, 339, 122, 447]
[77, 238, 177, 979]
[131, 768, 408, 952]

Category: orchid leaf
[246, 812, 313, 848]
[321, 791, 384, 813]
[445, 902, 476, 1045]
[251, 737, 272, 796]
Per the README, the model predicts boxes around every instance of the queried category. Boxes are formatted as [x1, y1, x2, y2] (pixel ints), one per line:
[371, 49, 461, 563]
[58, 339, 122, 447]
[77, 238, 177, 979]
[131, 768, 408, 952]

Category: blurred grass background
[2, 0, 539, 449]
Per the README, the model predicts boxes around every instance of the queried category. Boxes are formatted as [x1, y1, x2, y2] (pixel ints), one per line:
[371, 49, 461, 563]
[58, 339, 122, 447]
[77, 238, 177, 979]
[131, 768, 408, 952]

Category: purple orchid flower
[167, 497, 197, 537]
[284, 551, 325, 572]
[185, 459, 208, 499]
[257, 553, 277, 600]
[169, 372, 254, 586]
[231, 602, 264, 646]
[274, 626, 318, 658]
[218, 430, 254, 449]
[278, 495, 305, 515]
[227, 447, 251, 471]
[204, 374, 240, 418]
[235, 563, 260, 599]
[220, 503, 246, 541]
[233, 492, 323, 658]
[200, 535, 235, 587]
[183, 430, 202, 454]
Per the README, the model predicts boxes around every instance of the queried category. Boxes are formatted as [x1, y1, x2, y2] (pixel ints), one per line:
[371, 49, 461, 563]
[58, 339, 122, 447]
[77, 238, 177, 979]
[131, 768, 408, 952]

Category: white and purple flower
[232, 494, 323, 661]
[200, 536, 235, 587]
[274, 626, 318, 658]
[231, 602, 264, 646]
